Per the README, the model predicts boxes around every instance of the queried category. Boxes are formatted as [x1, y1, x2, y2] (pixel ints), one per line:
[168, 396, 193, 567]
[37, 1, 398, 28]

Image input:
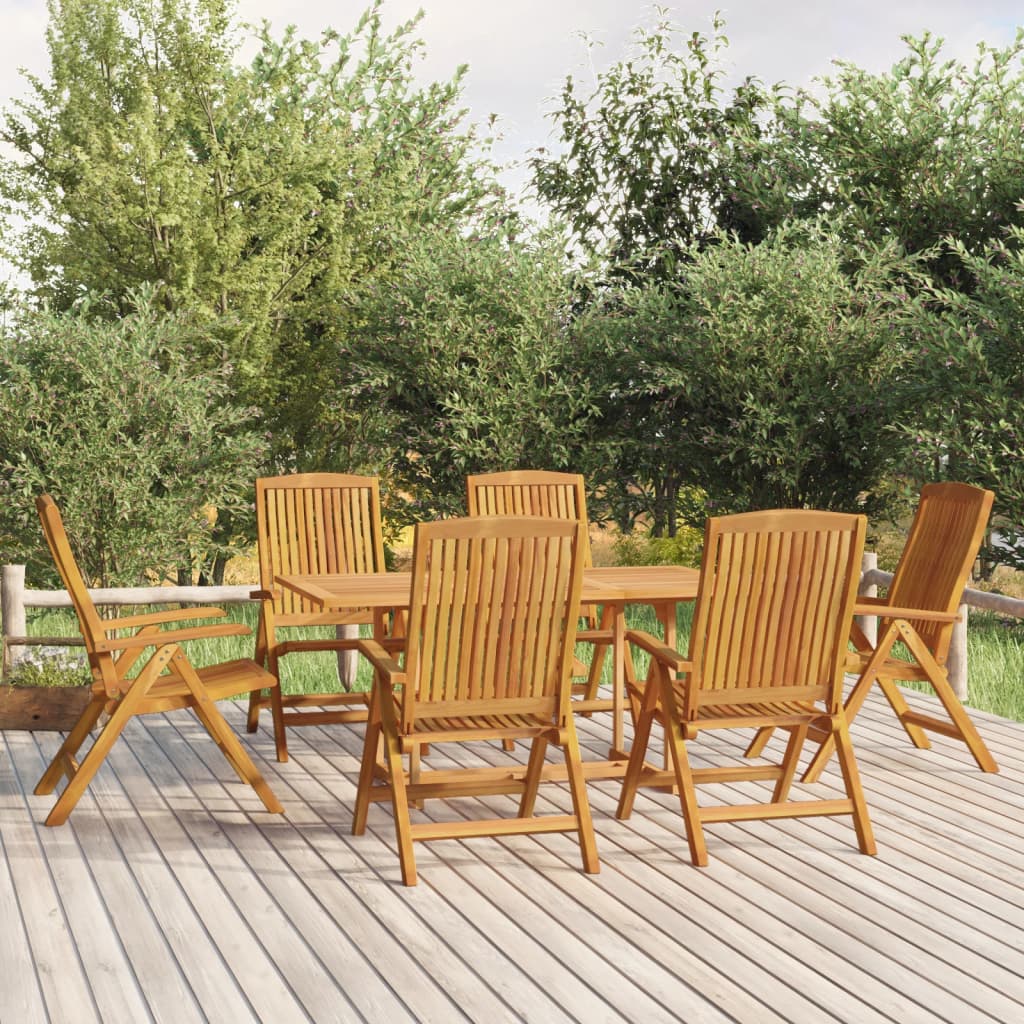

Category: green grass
[9, 600, 1024, 723]
[963, 612, 1024, 721]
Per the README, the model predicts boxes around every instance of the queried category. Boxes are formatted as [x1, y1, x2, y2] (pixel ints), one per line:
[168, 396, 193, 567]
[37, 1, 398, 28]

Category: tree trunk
[198, 556, 228, 587]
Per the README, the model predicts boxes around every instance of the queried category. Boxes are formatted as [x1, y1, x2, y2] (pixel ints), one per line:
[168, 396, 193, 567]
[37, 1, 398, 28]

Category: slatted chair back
[256, 473, 386, 626]
[685, 509, 866, 720]
[37, 495, 112, 684]
[466, 470, 593, 568]
[37, 495, 105, 643]
[882, 482, 994, 661]
[398, 515, 584, 732]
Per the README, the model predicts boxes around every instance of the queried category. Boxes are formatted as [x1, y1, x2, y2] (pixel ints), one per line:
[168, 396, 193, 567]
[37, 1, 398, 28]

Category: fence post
[856, 551, 878, 648]
[2, 564, 28, 672]
[336, 623, 359, 687]
[946, 604, 969, 701]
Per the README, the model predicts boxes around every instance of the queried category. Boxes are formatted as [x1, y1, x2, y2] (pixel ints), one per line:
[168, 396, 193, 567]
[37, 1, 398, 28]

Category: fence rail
[0, 564, 358, 682]
[855, 553, 1024, 699]
[4, 557, 1023, 697]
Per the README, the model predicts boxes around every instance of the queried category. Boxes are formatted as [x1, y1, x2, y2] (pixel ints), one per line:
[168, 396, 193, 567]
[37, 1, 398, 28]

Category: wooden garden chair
[33, 496, 285, 826]
[247, 473, 388, 743]
[466, 470, 611, 701]
[352, 515, 600, 886]
[750, 482, 998, 781]
[616, 509, 876, 866]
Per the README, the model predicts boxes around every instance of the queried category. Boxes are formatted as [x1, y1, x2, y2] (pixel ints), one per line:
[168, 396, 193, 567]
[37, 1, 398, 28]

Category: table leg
[657, 602, 678, 771]
[610, 602, 627, 759]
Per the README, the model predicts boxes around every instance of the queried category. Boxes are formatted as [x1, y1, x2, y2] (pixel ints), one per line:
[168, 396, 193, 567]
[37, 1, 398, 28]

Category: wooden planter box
[0, 685, 92, 731]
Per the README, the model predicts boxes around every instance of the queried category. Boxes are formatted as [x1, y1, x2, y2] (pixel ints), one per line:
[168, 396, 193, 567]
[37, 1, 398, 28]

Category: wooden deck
[2, 685, 1024, 1024]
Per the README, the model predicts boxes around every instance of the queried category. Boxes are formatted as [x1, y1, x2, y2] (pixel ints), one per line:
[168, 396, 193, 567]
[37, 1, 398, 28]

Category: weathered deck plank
[2, 684, 1023, 1024]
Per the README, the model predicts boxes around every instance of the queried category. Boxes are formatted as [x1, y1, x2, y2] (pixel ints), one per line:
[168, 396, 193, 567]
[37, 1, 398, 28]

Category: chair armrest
[625, 629, 692, 672]
[102, 607, 227, 631]
[250, 588, 279, 602]
[853, 602, 959, 623]
[356, 638, 406, 682]
[95, 622, 251, 652]
[575, 628, 615, 643]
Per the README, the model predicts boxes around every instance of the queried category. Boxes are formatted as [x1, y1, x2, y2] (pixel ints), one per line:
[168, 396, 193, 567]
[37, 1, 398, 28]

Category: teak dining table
[277, 564, 699, 778]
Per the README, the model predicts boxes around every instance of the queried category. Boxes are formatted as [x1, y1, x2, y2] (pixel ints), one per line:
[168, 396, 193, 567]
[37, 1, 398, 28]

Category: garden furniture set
[29, 473, 998, 887]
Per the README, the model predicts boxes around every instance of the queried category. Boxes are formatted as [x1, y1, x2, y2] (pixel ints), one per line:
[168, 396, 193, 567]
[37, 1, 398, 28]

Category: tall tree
[531, 10, 776, 282]
[764, 31, 1024, 290]
[0, 0, 501, 441]
[1, 0, 504, 573]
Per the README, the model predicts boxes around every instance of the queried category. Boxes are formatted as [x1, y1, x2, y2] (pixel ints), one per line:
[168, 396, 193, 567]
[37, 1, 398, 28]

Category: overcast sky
[1, 0, 1022, 200]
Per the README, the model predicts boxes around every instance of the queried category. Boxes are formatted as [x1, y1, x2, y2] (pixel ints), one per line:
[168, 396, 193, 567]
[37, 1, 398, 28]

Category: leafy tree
[899, 233, 1024, 570]
[531, 10, 777, 282]
[579, 223, 921, 531]
[739, 32, 1024, 290]
[345, 226, 598, 524]
[1, 0, 500, 429]
[1, 0, 505, 571]
[0, 290, 264, 587]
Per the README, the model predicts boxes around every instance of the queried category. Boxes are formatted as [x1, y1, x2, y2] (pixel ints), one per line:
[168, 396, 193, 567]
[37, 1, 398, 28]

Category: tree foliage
[531, 10, 776, 282]
[0, 0, 502, 453]
[580, 223, 919, 531]
[901, 233, 1024, 568]
[0, 290, 264, 587]
[760, 31, 1024, 289]
[345, 226, 597, 524]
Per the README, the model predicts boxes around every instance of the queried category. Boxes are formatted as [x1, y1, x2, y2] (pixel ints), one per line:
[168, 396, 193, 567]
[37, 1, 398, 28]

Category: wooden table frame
[277, 565, 699, 780]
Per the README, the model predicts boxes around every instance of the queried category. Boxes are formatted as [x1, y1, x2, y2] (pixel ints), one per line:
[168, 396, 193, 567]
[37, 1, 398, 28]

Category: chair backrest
[885, 482, 994, 660]
[398, 516, 584, 732]
[466, 470, 593, 567]
[685, 509, 866, 718]
[256, 473, 387, 623]
[36, 496, 111, 689]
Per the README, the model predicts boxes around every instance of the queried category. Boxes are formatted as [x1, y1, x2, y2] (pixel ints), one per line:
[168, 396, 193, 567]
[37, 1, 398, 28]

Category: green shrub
[579, 221, 922, 531]
[0, 290, 265, 587]
[613, 527, 703, 568]
[5, 649, 92, 688]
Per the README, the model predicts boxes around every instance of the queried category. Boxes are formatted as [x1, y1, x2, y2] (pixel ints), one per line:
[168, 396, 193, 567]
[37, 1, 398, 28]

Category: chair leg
[562, 725, 599, 874]
[744, 727, 774, 759]
[352, 687, 383, 836]
[802, 627, 898, 783]
[876, 674, 931, 749]
[173, 653, 283, 815]
[582, 608, 614, 702]
[901, 626, 998, 773]
[43, 667, 161, 826]
[830, 715, 876, 856]
[246, 631, 270, 733]
[377, 691, 417, 886]
[268, 680, 288, 764]
[661, 704, 706, 867]
[615, 699, 656, 821]
[772, 725, 808, 803]
[409, 739, 424, 810]
[35, 693, 108, 796]
[518, 735, 549, 817]
[245, 689, 263, 733]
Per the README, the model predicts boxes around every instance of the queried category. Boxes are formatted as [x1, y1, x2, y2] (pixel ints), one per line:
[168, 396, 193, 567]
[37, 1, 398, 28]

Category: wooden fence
[0, 564, 358, 682]
[3, 556, 1023, 698]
